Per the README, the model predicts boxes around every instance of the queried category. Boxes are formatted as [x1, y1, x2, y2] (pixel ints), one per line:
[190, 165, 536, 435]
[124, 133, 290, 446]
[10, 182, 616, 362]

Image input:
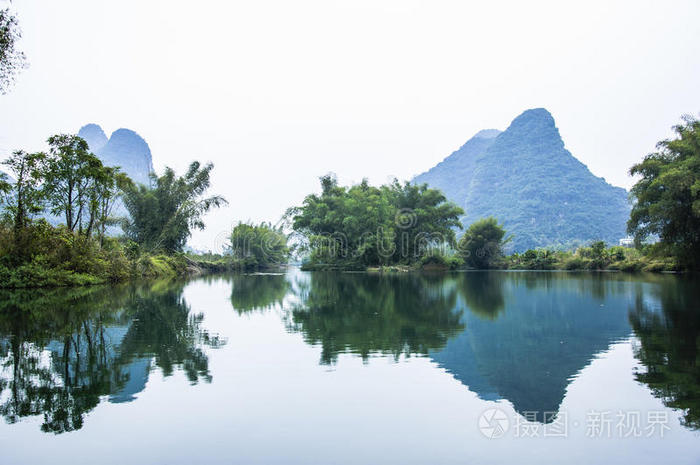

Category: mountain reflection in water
[0, 270, 698, 436]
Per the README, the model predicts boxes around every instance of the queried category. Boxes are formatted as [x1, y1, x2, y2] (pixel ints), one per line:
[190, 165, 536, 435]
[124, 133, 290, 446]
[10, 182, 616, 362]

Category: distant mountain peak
[413, 108, 630, 251]
[77, 124, 154, 186]
[495, 107, 565, 155]
[513, 107, 554, 121]
[509, 107, 556, 129]
[78, 123, 108, 152]
[106, 128, 151, 155]
[473, 129, 501, 139]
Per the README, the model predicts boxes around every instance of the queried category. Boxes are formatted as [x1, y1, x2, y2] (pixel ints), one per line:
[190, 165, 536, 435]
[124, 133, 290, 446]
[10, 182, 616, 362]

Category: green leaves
[229, 221, 290, 268]
[2, 150, 45, 232]
[291, 175, 463, 268]
[39, 134, 130, 239]
[0, 7, 27, 94]
[122, 161, 227, 252]
[458, 217, 508, 269]
[628, 115, 700, 269]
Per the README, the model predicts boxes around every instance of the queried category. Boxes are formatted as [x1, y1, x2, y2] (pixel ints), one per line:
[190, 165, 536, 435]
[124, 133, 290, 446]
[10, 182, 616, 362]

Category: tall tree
[93, 168, 132, 245]
[385, 180, 463, 261]
[122, 161, 227, 252]
[0, 5, 26, 94]
[1, 150, 45, 232]
[43, 135, 104, 234]
[290, 175, 463, 268]
[229, 221, 290, 268]
[0, 171, 9, 199]
[458, 217, 509, 269]
[628, 115, 700, 269]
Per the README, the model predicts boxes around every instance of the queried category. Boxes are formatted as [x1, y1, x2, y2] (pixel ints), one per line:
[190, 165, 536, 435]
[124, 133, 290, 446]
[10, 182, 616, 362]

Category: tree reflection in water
[284, 272, 464, 364]
[630, 276, 700, 430]
[0, 281, 223, 433]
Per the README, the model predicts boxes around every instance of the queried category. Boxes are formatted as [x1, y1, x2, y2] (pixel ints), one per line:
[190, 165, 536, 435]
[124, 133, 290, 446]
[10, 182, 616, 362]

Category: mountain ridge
[78, 124, 154, 186]
[413, 108, 630, 251]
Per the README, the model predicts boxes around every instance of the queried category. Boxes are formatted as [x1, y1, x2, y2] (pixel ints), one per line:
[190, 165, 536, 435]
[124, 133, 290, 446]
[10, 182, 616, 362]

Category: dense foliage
[458, 217, 508, 269]
[1, 150, 44, 232]
[628, 116, 700, 269]
[0, 6, 26, 94]
[0, 220, 132, 288]
[228, 221, 290, 269]
[122, 161, 227, 253]
[290, 175, 463, 269]
[43, 135, 132, 241]
[0, 133, 227, 288]
[505, 241, 678, 272]
[0, 137, 140, 288]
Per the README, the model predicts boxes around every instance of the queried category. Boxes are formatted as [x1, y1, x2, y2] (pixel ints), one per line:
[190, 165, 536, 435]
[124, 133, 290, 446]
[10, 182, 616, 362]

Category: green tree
[586, 240, 610, 270]
[229, 221, 289, 268]
[458, 217, 508, 269]
[0, 5, 26, 94]
[93, 168, 132, 245]
[0, 172, 8, 198]
[1, 150, 45, 232]
[122, 161, 227, 252]
[290, 175, 463, 268]
[385, 181, 463, 262]
[290, 175, 395, 268]
[628, 116, 700, 269]
[43, 135, 105, 234]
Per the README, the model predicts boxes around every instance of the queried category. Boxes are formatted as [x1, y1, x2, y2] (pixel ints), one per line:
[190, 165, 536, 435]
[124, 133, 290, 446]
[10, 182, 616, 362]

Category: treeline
[193, 222, 291, 273]
[0, 134, 226, 288]
[506, 242, 678, 272]
[287, 175, 463, 270]
[462, 115, 699, 272]
[1, 112, 698, 286]
[288, 115, 700, 272]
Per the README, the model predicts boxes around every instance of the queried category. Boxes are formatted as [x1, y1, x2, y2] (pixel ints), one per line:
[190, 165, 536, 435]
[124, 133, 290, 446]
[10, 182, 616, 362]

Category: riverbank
[0, 252, 290, 289]
[301, 243, 682, 274]
[0, 252, 188, 289]
[0, 221, 285, 289]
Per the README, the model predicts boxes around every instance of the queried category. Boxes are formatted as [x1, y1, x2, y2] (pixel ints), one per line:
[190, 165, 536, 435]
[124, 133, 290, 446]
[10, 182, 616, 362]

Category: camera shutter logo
[478, 408, 510, 439]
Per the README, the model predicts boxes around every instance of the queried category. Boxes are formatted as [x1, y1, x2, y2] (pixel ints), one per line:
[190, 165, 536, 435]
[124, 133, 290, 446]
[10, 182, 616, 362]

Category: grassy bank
[302, 242, 681, 274]
[0, 221, 259, 289]
[0, 221, 191, 288]
[0, 221, 294, 289]
[503, 242, 680, 273]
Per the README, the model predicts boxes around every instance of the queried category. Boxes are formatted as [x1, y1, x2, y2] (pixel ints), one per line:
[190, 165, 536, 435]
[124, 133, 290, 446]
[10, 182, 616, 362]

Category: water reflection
[0, 281, 223, 433]
[456, 271, 505, 319]
[284, 272, 465, 364]
[1, 269, 698, 440]
[283, 271, 700, 427]
[630, 276, 700, 429]
[227, 273, 290, 313]
[432, 272, 636, 422]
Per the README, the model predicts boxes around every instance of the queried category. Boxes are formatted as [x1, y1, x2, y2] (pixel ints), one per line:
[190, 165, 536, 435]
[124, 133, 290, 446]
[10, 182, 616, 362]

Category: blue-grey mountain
[413, 108, 630, 251]
[78, 124, 154, 186]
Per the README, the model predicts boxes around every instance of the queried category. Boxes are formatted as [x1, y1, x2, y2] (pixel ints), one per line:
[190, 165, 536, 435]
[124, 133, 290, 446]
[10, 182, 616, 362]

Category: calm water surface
[0, 270, 698, 464]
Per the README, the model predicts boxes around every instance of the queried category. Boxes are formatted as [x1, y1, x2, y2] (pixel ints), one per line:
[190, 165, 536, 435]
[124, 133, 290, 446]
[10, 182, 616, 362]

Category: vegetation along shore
[0, 114, 698, 288]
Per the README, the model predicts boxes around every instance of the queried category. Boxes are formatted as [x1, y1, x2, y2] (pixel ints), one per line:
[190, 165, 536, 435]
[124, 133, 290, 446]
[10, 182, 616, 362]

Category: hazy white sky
[1, 0, 699, 249]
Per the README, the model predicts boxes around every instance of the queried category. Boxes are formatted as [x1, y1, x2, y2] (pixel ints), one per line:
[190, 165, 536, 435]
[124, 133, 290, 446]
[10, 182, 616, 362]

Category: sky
[1, 0, 699, 250]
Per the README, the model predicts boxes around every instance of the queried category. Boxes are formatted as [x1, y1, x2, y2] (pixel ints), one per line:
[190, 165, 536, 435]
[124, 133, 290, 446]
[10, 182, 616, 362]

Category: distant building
[619, 237, 634, 248]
